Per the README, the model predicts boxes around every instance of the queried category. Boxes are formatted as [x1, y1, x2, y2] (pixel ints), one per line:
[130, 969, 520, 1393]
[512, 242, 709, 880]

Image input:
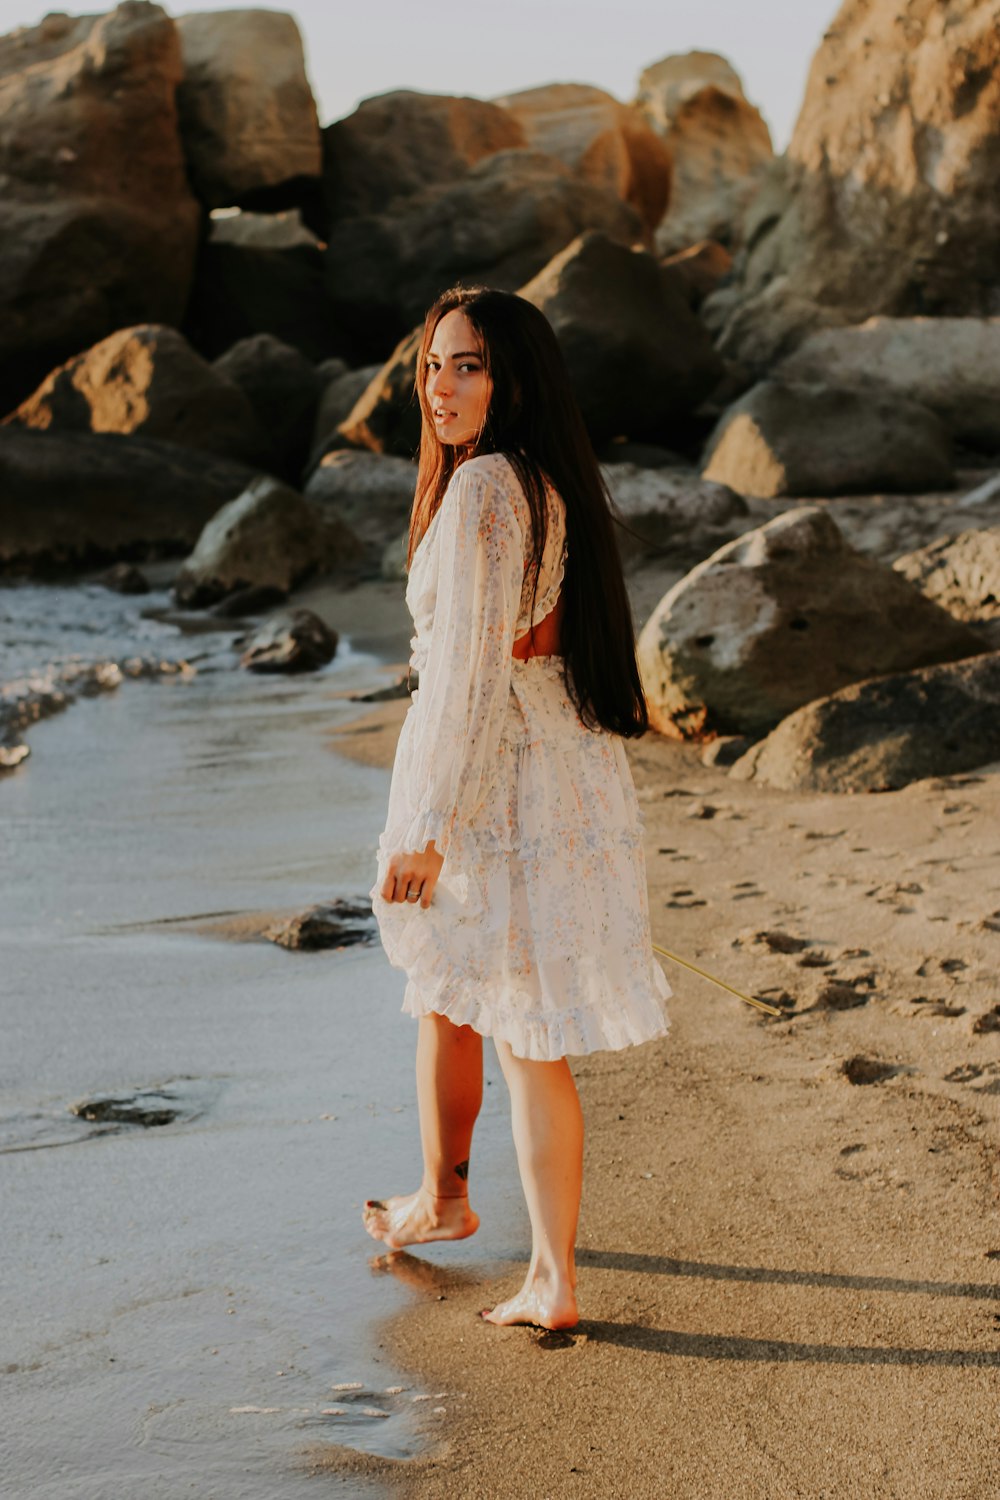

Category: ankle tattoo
[454, 1158, 469, 1182]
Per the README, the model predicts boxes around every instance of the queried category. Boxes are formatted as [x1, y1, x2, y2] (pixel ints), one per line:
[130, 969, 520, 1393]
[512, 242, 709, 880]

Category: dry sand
[312, 558, 1000, 1499]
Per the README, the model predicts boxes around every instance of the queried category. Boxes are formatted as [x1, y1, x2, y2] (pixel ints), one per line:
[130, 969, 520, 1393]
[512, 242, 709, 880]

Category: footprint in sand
[665, 888, 707, 908]
[915, 956, 968, 978]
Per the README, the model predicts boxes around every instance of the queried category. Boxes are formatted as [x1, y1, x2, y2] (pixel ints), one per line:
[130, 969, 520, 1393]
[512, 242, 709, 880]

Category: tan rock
[635, 51, 773, 255]
[175, 9, 321, 209]
[0, 4, 200, 413]
[708, 1, 1000, 368]
[493, 82, 672, 233]
[893, 526, 1000, 623]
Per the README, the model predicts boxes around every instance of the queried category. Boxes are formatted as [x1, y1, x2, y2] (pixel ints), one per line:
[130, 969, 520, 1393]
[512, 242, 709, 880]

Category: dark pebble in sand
[840, 1056, 898, 1086]
[972, 1006, 1000, 1034]
[266, 898, 377, 951]
[70, 1077, 217, 1129]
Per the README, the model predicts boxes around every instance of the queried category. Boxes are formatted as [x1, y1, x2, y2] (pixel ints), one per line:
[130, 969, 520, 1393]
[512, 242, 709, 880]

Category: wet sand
[315, 567, 1000, 1498]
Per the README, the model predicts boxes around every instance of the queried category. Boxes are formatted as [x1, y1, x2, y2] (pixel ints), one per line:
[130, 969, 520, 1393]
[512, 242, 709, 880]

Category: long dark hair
[408, 285, 648, 738]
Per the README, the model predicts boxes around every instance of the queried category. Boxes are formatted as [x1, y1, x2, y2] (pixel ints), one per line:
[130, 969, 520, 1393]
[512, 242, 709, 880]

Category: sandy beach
[311, 557, 1000, 1500]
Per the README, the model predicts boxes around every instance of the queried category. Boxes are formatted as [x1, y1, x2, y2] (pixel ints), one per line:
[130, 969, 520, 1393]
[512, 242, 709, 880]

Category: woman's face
[425, 309, 493, 449]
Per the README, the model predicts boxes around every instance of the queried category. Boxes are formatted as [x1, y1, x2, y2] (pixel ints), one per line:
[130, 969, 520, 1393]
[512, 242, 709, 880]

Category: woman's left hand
[380, 840, 444, 908]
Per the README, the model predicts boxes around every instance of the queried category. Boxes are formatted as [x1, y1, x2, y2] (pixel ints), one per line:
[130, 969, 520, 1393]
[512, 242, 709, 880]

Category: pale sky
[0, 0, 839, 152]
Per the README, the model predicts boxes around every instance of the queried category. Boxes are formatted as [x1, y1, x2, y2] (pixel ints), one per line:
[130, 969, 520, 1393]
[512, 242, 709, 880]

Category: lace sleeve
[397, 459, 525, 858]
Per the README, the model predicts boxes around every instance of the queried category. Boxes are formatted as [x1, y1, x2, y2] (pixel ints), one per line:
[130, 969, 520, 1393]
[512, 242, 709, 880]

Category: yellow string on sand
[651, 942, 784, 1018]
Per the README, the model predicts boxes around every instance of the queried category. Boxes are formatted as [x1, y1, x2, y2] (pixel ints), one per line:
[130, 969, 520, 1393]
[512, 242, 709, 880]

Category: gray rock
[775, 318, 1000, 454]
[0, 5, 200, 413]
[728, 650, 1000, 793]
[701, 380, 954, 499]
[183, 240, 342, 364]
[213, 333, 322, 480]
[309, 363, 384, 469]
[518, 231, 726, 447]
[637, 505, 987, 737]
[0, 428, 261, 574]
[173, 476, 358, 606]
[305, 451, 417, 552]
[331, 329, 422, 460]
[600, 461, 748, 564]
[239, 608, 338, 673]
[893, 526, 1000, 623]
[175, 10, 321, 210]
[265, 898, 376, 950]
[6, 325, 266, 466]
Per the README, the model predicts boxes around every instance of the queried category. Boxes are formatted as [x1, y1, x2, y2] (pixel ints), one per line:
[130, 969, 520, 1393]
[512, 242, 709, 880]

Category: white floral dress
[369, 451, 671, 1061]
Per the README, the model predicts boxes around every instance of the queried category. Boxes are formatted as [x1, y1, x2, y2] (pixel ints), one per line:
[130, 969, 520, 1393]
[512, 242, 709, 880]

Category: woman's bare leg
[363, 1012, 483, 1249]
[481, 1040, 582, 1329]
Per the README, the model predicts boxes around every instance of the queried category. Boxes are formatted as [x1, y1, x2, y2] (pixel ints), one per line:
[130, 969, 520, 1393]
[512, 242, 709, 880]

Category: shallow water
[0, 578, 526, 1497]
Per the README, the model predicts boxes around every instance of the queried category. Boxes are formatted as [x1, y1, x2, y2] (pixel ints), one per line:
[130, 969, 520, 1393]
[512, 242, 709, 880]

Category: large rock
[324, 151, 645, 359]
[183, 239, 343, 363]
[894, 526, 1000, 624]
[0, 3, 201, 413]
[519, 232, 726, 448]
[706, 1, 1000, 370]
[6, 325, 265, 465]
[239, 609, 338, 673]
[493, 82, 672, 233]
[600, 462, 749, 564]
[173, 476, 359, 606]
[0, 428, 260, 572]
[304, 451, 417, 551]
[776, 317, 1000, 454]
[314, 89, 524, 226]
[701, 380, 954, 498]
[729, 651, 1000, 793]
[175, 10, 320, 211]
[208, 208, 320, 250]
[213, 334, 323, 481]
[309, 363, 384, 469]
[325, 329, 423, 460]
[634, 51, 774, 255]
[636, 506, 986, 738]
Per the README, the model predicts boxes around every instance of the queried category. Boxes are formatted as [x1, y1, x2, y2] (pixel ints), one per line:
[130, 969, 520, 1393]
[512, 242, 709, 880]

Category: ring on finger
[405, 887, 421, 902]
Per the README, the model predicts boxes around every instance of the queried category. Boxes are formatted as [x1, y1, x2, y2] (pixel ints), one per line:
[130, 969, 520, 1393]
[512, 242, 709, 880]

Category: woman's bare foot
[362, 1185, 479, 1250]
[479, 1275, 578, 1330]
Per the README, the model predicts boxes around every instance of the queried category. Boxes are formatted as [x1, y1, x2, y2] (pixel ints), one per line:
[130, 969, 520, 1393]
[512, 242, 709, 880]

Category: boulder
[313, 89, 525, 228]
[706, 2, 1000, 370]
[97, 562, 150, 594]
[175, 9, 321, 210]
[893, 527, 1000, 623]
[775, 317, 1000, 454]
[492, 82, 672, 233]
[6, 325, 265, 466]
[309, 363, 385, 469]
[728, 650, 1000, 793]
[519, 232, 727, 447]
[701, 380, 954, 498]
[661, 240, 733, 309]
[0, 428, 261, 573]
[0, 4, 201, 413]
[208, 207, 321, 250]
[304, 451, 417, 552]
[173, 475, 359, 606]
[239, 609, 338, 673]
[636, 505, 986, 738]
[324, 151, 645, 359]
[327, 330, 423, 460]
[600, 462, 749, 564]
[183, 240, 343, 363]
[634, 52, 774, 255]
[213, 334, 323, 481]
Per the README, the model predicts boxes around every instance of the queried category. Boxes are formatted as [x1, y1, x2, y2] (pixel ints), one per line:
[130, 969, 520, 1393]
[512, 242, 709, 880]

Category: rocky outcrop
[309, 364, 385, 470]
[327, 330, 423, 460]
[314, 90, 525, 226]
[175, 10, 321, 210]
[776, 317, 1000, 454]
[323, 152, 644, 359]
[634, 52, 773, 255]
[0, 3, 201, 413]
[728, 650, 1000, 793]
[207, 207, 320, 250]
[213, 334, 323, 481]
[183, 239, 342, 363]
[601, 463, 748, 565]
[0, 428, 260, 572]
[304, 451, 417, 552]
[637, 506, 986, 738]
[173, 476, 359, 606]
[6, 325, 265, 465]
[519, 232, 726, 448]
[661, 241, 733, 309]
[894, 526, 1000, 624]
[701, 380, 954, 498]
[493, 82, 672, 234]
[706, 2, 1000, 370]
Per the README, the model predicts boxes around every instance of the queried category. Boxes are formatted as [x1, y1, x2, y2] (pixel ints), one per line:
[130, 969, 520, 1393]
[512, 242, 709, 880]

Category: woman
[364, 285, 671, 1330]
